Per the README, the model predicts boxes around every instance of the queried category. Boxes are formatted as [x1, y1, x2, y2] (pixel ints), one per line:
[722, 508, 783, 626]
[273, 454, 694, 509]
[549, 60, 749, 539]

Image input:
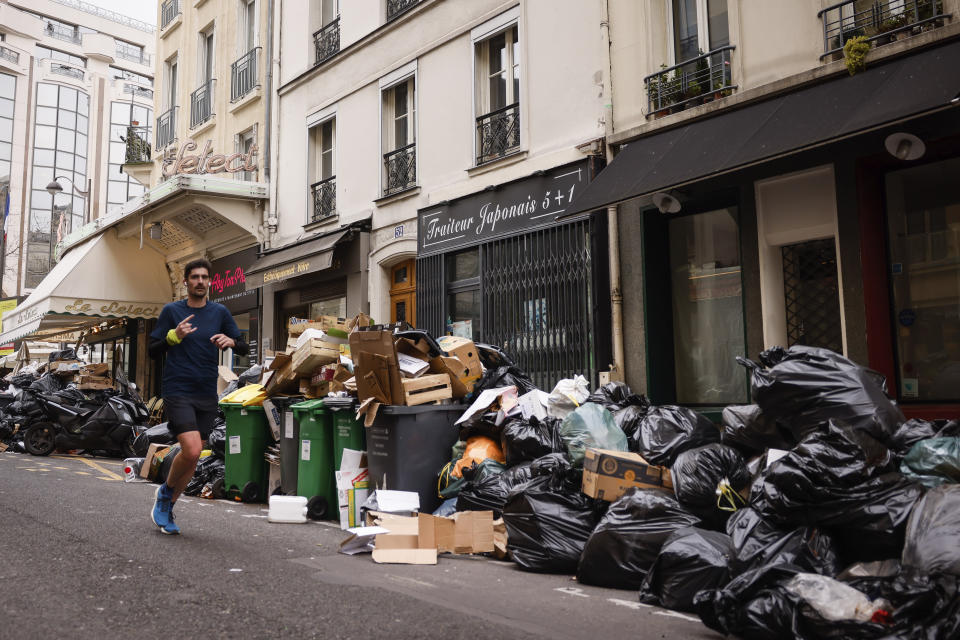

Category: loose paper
[454, 386, 517, 425]
[518, 389, 550, 420]
[397, 352, 430, 377]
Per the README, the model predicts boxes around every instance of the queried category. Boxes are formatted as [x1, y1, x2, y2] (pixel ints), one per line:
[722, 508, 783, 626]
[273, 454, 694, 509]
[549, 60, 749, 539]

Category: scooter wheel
[240, 481, 260, 503]
[306, 495, 328, 520]
[24, 423, 56, 456]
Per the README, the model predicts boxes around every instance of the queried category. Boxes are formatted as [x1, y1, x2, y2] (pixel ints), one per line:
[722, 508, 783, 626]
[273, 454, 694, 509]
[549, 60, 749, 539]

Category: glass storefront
[885, 156, 960, 402]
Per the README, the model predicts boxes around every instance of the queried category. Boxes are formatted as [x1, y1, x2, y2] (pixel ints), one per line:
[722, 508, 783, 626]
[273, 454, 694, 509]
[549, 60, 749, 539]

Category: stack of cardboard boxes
[50, 361, 113, 390]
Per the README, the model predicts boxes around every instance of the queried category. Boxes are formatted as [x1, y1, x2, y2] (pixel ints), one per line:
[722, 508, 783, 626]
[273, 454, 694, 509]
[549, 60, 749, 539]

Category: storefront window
[446, 248, 480, 340]
[668, 207, 747, 404]
[885, 157, 960, 402]
[309, 296, 346, 319]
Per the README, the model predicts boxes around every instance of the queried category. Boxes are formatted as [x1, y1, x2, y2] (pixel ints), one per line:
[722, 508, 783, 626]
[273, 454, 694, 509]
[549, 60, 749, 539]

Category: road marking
[53, 466, 68, 470]
[653, 611, 699, 623]
[608, 598, 652, 610]
[554, 587, 590, 598]
[387, 575, 436, 589]
[241, 514, 268, 519]
[76, 457, 122, 480]
[75, 471, 91, 475]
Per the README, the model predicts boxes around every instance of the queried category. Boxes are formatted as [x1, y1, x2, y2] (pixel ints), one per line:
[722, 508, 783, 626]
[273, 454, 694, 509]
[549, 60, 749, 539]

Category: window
[236, 127, 257, 181]
[112, 67, 153, 87]
[116, 40, 146, 64]
[0, 73, 15, 181]
[312, 0, 340, 65]
[382, 76, 416, 195]
[200, 29, 215, 85]
[232, 0, 259, 102]
[191, 29, 215, 128]
[474, 22, 520, 164]
[885, 157, 960, 402]
[164, 56, 178, 111]
[35, 45, 86, 68]
[446, 248, 481, 341]
[241, 0, 257, 52]
[107, 102, 151, 212]
[309, 117, 335, 222]
[670, 0, 729, 63]
[27, 84, 89, 287]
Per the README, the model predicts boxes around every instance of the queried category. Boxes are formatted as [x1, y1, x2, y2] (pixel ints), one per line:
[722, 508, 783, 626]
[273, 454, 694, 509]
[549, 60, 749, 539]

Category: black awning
[245, 229, 349, 290]
[564, 39, 960, 217]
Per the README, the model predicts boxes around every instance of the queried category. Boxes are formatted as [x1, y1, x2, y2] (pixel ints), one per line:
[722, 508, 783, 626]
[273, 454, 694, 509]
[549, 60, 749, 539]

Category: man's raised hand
[175, 314, 197, 340]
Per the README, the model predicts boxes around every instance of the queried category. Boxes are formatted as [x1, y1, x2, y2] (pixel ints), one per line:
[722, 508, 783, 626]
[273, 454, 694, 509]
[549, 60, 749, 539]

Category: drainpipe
[600, 0, 624, 382]
[262, 0, 276, 250]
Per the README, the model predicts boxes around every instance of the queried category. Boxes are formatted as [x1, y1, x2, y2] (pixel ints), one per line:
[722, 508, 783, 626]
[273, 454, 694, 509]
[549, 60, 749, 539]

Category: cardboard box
[262, 398, 282, 441]
[264, 353, 299, 395]
[371, 511, 495, 564]
[288, 315, 349, 336]
[217, 365, 239, 396]
[436, 336, 483, 391]
[299, 378, 329, 399]
[581, 448, 673, 501]
[77, 375, 114, 390]
[336, 467, 370, 530]
[267, 459, 282, 496]
[81, 362, 109, 377]
[292, 338, 339, 374]
[349, 330, 403, 405]
[140, 443, 175, 481]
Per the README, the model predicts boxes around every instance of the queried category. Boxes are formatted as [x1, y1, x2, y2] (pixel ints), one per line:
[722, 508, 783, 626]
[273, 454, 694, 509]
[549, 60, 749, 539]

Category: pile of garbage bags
[438, 344, 960, 638]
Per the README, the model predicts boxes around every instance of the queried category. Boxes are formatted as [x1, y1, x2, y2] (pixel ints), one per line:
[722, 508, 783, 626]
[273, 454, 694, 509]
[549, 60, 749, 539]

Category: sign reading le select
[161, 140, 259, 179]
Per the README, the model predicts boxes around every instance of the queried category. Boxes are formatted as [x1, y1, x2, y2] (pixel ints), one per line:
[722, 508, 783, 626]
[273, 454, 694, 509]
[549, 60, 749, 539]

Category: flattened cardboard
[581, 448, 673, 501]
[372, 547, 438, 565]
[217, 365, 239, 395]
[349, 330, 403, 405]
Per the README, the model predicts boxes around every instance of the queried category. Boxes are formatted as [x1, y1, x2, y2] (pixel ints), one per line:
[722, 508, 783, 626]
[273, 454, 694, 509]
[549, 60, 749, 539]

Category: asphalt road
[0, 451, 723, 640]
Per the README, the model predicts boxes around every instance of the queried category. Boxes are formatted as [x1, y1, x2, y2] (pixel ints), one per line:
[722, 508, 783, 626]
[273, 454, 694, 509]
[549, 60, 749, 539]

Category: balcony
[160, 0, 181, 31]
[818, 0, 951, 59]
[43, 21, 80, 45]
[231, 47, 260, 103]
[476, 103, 520, 165]
[116, 43, 151, 66]
[123, 83, 153, 100]
[50, 63, 84, 81]
[310, 176, 336, 223]
[0, 46, 19, 65]
[123, 126, 152, 164]
[644, 46, 736, 117]
[384, 143, 416, 196]
[313, 17, 340, 66]
[387, 0, 421, 21]
[156, 107, 177, 149]
[190, 80, 215, 129]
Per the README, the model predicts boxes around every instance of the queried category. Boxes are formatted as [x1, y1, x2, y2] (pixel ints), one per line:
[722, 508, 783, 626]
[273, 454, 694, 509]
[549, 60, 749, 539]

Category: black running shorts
[163, 395, 218, 439]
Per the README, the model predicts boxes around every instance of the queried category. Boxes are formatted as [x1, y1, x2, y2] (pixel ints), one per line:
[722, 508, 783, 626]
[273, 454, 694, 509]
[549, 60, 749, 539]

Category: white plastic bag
[785, 573, 889, 622]
[547, 375, 590, 419]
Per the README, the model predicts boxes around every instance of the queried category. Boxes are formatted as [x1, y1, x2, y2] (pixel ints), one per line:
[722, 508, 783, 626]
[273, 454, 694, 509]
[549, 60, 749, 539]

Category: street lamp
[45, 176, 91, 266]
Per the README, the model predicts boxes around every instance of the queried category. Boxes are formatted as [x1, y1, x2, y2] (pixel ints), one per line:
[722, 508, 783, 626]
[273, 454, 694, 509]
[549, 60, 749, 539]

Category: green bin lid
[290, 398, 328, 412]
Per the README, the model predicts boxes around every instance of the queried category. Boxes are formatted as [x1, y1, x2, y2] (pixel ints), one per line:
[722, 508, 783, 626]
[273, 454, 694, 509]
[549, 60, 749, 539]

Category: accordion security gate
[782, 237, 843, 354]
[418, 218, 599, 390]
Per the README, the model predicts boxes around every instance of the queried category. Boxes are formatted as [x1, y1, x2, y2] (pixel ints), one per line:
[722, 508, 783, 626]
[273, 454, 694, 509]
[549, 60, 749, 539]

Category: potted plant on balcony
[647, 74, 667, 119]
[684, 78, 704, 107]
[843, 36, 871, 75]
[877, 13, 909, 44]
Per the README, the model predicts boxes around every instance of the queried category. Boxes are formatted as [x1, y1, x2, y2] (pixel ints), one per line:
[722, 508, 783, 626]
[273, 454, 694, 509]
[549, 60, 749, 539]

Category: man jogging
[148, 258, 249, 534]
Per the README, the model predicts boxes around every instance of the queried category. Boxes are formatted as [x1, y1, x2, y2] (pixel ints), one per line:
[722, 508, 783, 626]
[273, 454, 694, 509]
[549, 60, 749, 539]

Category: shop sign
[161, 140, 259, 179]
[63, 299, 163, 316]
[417, 160, 589, 256]
[209, 247, 258, 314]
[0, 297, 17, 354]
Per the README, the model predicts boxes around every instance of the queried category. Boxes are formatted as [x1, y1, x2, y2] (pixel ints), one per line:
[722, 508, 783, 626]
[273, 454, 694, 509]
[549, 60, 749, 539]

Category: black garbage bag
[10, 372, 37, 388]
[613, 404, 647, 440]
[576, 488, 701, 589]
[888, 418, 960, 456]
[694, 563, 802, 639]
[458, 410, 506, 441]
[638, 527, 735, 612]
[502, 472, 606, 574]
[30, 374, 63, 394]
[902, 485, 960, 577]
[208, 417, 227, 458]
[185, 455, 225, 496]
[457, 462, 532, 516]
[721, 404, 796, 455]
[751, 421, 923, 562]
[900, 437, 960, 487]
[671, 443, 751, 527]
[500, 415, 564, 466]
[630, 405, 720, 466]
[739, 345, 904, 445]
[586, 382, 649, 412]
[471, 365, 538, 397]
[48, 348, 77, 362]
[726, 507, 842, 577]
[237, 364, 263, 388]
[131, 422, 174, 456]
[474, 343, 515, 369]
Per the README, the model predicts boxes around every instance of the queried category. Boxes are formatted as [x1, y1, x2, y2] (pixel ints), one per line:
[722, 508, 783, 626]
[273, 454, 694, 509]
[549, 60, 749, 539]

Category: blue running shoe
[161, 510, 180, 535]
[151, 485, 172, 529]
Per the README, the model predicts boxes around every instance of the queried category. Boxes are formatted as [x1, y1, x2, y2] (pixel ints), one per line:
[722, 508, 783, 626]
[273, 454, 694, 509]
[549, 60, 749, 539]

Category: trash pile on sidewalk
[114, 310, 960, 638]
[0, 346, 150, 457]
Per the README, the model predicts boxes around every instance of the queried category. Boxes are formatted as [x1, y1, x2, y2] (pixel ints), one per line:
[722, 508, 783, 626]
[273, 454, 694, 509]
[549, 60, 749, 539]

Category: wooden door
[389, 259, 416, 326]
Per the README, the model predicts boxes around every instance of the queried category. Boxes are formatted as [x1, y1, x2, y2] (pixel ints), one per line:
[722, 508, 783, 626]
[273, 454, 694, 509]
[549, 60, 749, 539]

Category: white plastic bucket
[268, 495, 308, 523]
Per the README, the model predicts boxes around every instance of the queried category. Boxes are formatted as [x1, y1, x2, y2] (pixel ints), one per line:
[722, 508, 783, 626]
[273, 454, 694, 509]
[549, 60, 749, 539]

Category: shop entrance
[781, 238, 843, 354]
[389, 259, 416, 325]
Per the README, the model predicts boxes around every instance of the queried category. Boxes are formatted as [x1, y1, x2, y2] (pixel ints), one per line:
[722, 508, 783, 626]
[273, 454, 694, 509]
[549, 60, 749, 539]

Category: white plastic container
[268, 495, 308, 523]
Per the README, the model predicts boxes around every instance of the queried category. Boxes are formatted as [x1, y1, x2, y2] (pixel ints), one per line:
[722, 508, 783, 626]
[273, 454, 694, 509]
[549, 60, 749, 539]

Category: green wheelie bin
[220, 402, 270, 503]
[291, 399, 337, 520]
[322, 397, 365, 471]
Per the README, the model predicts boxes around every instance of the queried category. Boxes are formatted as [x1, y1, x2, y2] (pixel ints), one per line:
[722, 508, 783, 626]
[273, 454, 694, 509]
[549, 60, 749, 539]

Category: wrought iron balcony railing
[156, 106, 177, 149]
[818, 0, 950, 58]
[44, 22, 81, 44]
[231, 47, 260, 102]
[310, 176, 336, 223]
[123, 83, 153, 99]
[384, 143, 416, 196]
[116, 43, 150, 66]
[190, 79, 216, 128]
[644, 45, 736, 117]
[0, 46, 19, 64]
[160, 0, 181, 30]
[50, 64, 84, 80]
[123, 126, 152, 163]
[387, 0, 421, 21]
[476, 103, 520, 165]
[313, 17, 340, 66]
